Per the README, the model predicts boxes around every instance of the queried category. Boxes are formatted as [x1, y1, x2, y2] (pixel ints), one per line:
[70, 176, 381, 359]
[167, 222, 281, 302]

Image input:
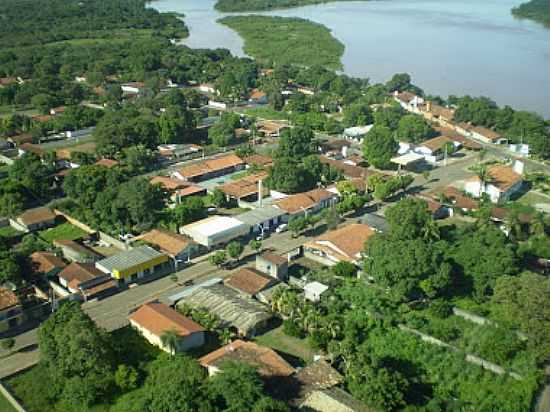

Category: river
[152, 0, 550, 117]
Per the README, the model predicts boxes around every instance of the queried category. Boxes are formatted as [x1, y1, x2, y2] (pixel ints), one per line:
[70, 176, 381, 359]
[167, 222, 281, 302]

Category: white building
[343, 125, 374, 144]
[393, 91, 424, 113]
[180, 216, 249, 248]
[464, 161, 524, 204]
[414, 135, 459, 164]
[304, 281, 329, 302]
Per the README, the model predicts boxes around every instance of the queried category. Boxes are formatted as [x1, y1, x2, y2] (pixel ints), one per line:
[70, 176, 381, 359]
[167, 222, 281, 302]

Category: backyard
[38, 222, 88, 243]
[255, 325, 316, 366]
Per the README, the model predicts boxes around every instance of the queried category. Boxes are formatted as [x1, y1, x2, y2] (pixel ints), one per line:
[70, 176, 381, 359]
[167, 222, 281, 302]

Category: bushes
[282, 319, 305, 338]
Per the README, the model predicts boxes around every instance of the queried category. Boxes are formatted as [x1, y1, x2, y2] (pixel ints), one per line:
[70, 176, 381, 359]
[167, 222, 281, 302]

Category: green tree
[227, 240, 244, 262]
[115, 364, 139, 391]
[171, 197, 207, 227]
[453, 225, 518, 300]
[332, 261, 357, 278]
[209, 113, 240, 147]
[362, 125, 398, 169]
[397, 114, 435, 143]
[38, 301, 115, 409]
[288, 216, 308, 237]
[209, 361, 265, 412]
[121, 144, 156, 174]
[249, 239, 262, 253]
[0, 191, 25, 218]
[492, 272, 550, 362]
[343, 102, 373, 127]
[144, 354, 210, 412]
[385, 197, 435, 240]
[208, 250, 227, 268]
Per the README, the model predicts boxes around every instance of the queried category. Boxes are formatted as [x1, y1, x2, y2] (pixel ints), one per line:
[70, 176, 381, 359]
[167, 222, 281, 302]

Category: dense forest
[219, 16, 345, 69]
[215, 0, 368, 12]
[0, 0, 187, 47]
[512, 0, 550, 27]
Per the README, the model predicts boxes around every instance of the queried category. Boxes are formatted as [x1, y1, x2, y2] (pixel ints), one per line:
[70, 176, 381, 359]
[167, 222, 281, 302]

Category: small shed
[304, 281, 329, 302]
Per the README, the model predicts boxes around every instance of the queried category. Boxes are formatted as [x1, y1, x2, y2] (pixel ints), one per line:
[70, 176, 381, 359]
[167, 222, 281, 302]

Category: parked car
[275, 224, 288, 233]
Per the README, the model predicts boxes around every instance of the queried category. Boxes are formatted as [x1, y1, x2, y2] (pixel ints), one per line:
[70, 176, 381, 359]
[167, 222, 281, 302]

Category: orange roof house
[199, 340, 294, 378]
[30, 252, 66, 277]
[274, 189, 337, 215]
[303, 223, 375, 265]
[129, 302, 205, 353]
[172, 154, 244, 182]
[225, 267, 277, 296]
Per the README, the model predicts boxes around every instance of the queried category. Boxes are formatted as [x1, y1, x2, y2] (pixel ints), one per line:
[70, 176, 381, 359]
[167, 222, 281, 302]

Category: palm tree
[474, 165, 492, 198]
[161, 329, 180, 355]
[219, 328, 236, 345]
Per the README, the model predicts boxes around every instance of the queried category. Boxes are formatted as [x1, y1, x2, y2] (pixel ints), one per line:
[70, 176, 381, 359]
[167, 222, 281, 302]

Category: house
[129, 302, 205, 353]
[464, 161, 524, 203]
[248, 88, 268, 104]
[343, 125, 373, 144]
[257, 120, 289, 138]
[179, 283, 273, 337]
[53, 239, 102, 263]
[421, 101, 455, 127]
[320, 156, 368, 179]
[121, 82, 145, 94]
[180, 216, 249, 249]
[95, 245, 171, 285]
[18, 143, 45, 157]
[32, 114, 53, 123]
[7, 133, 33, 146]
[30, 252, 66, 278]
[224, 267, 278, 297]
[390, 152, 425, 170]
[274, 188, 338, 219]
[149, 176, 206, 204]
[304, 281, 329, 302]
[393, 91, 424, 113]
[318, 140, 352, 159]
[171, 154, 245, 183]
[157, 143, 202, 160]
[57, 262, 117, 301]
[303, 224, 375, 266]
[14, 207, 57, 232]
[289, 359, 344, 407]
[243, 154, 273, 169]
[197, 83, 218, 94]
[49, 106, 66, 116]
[199, 340, 294, 379]
[301, 387, 371, 412]
[427, 186, 479, 214]
[0, 287, 24, 334]
[218, 172, 269, 204]
[235, 206, 286, 235]
[414, 135, 458, 163]
[150, 176, 188, 192]
[134, 229, 197, 269]
[95, 158, 119, 168]
[256, 252, 288, 281]
[469, 126, 507, 144]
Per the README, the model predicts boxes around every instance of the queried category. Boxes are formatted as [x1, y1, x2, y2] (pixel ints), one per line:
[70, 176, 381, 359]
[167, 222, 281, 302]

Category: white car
[275, 224, 288, 233]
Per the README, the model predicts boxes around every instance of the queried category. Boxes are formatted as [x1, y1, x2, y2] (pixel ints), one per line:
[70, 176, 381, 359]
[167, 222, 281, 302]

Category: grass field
[39, 222, 88, 243]
[255, 325, 315, 365]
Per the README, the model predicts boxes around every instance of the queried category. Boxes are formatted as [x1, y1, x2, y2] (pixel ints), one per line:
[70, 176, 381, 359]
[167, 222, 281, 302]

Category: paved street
[0, 230, 308, 379]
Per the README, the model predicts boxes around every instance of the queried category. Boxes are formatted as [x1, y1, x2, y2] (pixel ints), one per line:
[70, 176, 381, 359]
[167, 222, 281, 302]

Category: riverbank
[215, 0, 367, 12]
[219, 15, 345, 69]
[512, 0, 550, 27]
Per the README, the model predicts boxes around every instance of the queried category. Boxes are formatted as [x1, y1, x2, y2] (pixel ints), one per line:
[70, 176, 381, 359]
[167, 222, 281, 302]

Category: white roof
[182, 216, 247, 237]
[343, 125, 373, 137]
[391, 152, 425, 166]
[304, 281, 329, 295]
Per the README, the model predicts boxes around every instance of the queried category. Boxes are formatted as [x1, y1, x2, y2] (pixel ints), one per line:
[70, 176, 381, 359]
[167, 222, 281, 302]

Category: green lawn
[38, 222, 88, 243]
[0, 389, 17, 412]
[255, 325, 316, 365]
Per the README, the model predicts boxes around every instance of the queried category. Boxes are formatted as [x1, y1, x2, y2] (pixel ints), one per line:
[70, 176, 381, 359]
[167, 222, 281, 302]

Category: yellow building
[95, 246, 170, 284]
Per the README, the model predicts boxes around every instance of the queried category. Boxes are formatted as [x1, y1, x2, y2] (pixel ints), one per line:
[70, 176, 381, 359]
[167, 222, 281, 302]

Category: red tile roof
[199, 340, 294, 377]
[30, 252, 66, 274]
[129, 302, 205, 338]
[225, 267, 275, 295]
[177, 154, 243, 179]
[0, 287, 19, 311]
[18, 207, 56, 226]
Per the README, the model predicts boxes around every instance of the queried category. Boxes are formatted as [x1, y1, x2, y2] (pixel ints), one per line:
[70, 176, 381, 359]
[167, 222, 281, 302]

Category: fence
[0, 381, 26, 412]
